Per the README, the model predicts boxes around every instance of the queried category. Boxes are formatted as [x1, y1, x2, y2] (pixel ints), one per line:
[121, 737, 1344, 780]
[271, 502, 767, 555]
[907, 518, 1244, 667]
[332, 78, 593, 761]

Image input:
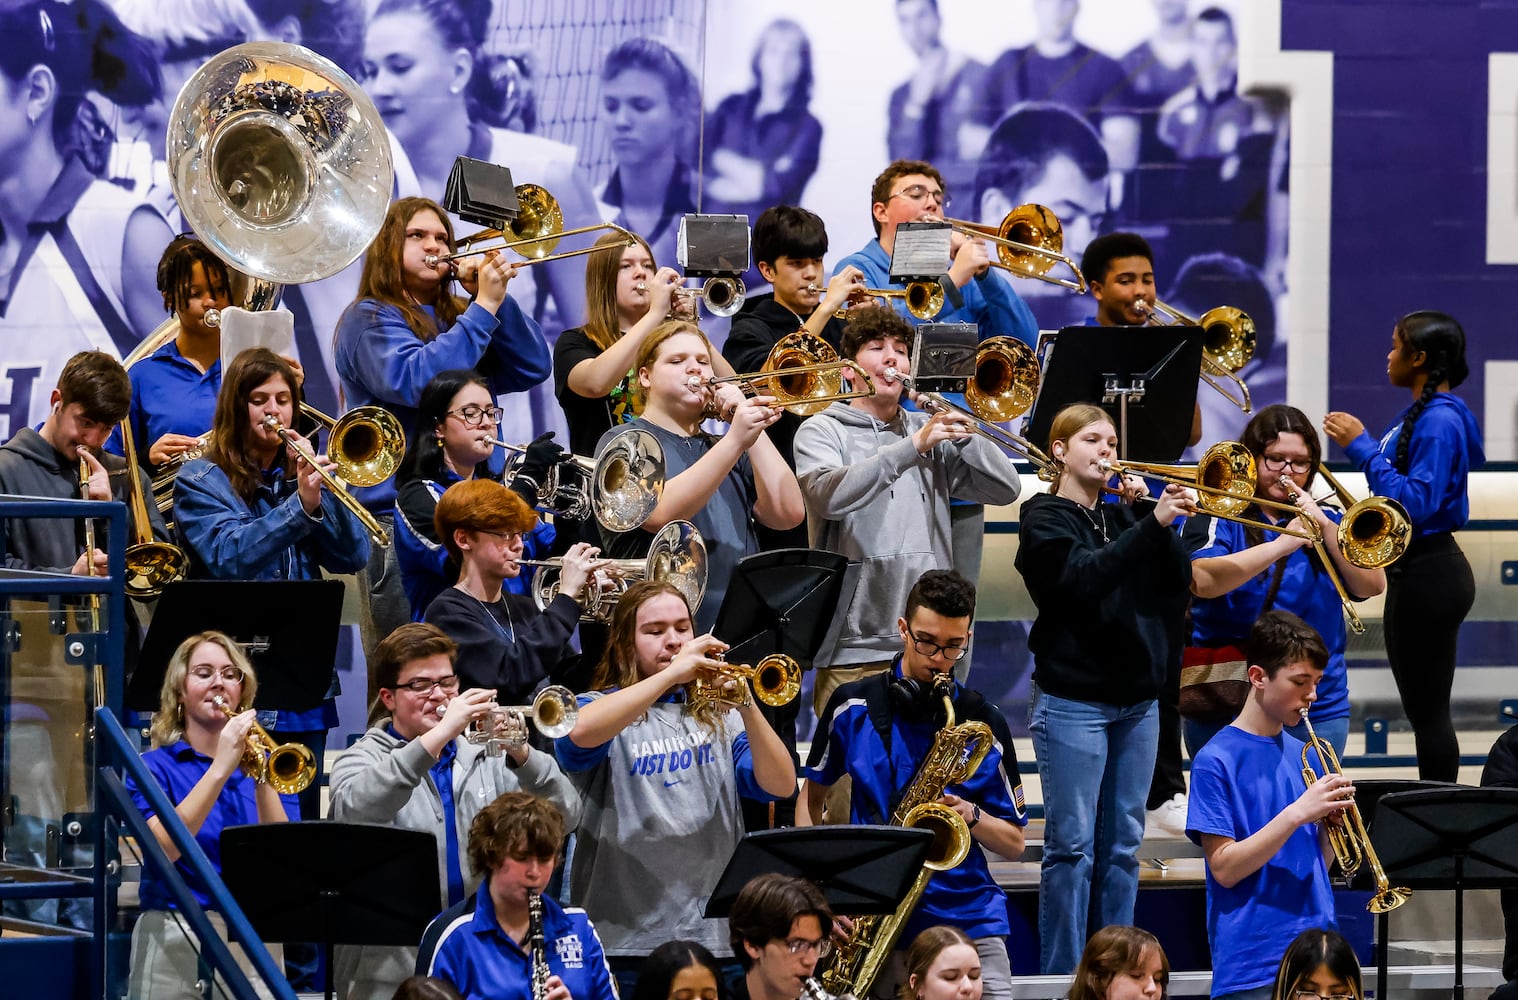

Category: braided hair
[1391, 311, 1469, 473]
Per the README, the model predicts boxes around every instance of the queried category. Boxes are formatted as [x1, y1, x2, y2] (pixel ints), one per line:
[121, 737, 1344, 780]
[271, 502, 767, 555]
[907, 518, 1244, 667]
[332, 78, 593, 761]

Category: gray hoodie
[327, 723, 582, 1000]
[792, 402, 1020, 665]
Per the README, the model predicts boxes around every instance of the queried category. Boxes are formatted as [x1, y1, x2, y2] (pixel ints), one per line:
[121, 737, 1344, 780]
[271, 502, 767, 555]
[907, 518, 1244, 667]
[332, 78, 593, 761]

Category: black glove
[518, 432, 567, 483]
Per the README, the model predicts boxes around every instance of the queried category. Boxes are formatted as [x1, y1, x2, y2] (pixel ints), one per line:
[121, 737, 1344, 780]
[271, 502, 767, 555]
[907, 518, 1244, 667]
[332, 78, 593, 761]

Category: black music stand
[221, 822, 442, 1000]
[712, 549, 849, 669]
[1352, 779, 1459, 997]
[1025, 326, 1202, 460]
[1373, 788, 1518, 999]
[703, 826, 933, 918]
[127, 580, 345, 712]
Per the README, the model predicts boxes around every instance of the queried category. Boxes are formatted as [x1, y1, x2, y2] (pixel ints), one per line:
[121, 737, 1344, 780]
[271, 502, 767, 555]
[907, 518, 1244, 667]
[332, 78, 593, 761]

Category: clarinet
[528, 890, 549, 1000]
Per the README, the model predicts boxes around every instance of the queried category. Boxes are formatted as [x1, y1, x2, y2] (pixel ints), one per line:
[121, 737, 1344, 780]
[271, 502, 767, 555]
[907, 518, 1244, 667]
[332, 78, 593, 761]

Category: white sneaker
[1145, 792, 1188, 839]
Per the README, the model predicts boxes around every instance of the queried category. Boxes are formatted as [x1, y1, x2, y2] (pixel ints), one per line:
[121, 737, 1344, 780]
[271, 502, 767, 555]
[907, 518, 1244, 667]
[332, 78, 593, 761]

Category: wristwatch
[968, 804, 981, 829]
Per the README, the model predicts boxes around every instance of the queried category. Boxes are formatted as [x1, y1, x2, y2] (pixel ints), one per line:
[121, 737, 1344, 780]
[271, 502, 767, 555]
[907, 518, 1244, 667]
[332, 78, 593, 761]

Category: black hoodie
[1013, 491, 1192, 704]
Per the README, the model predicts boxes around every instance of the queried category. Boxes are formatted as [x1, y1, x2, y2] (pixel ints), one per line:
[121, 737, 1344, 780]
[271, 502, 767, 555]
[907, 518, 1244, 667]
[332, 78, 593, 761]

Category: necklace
[461, 586, 516, 643]
[1062, 494, 1109, 543]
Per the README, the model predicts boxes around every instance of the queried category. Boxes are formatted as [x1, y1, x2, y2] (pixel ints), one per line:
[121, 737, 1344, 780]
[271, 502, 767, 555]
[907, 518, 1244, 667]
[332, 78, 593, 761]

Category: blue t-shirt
[104, 339, 221, 463]
[1184, 510, 1352, 722]
[418, 880, 617, 1000]
[125, 741, 300, 911]
[803, 663, 1028, 940]
[1187, 725, 1336, 997]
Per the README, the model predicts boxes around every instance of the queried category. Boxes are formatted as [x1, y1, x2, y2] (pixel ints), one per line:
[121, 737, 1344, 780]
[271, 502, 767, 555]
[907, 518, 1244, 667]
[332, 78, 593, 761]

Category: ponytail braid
[1393, 363, 1446, 474]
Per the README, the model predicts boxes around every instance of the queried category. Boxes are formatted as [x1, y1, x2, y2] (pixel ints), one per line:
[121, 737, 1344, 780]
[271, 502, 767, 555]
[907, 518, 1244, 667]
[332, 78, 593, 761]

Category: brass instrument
[946, 203, 1088, 292]
[525, 519, 707, 622]
[1132, 299, 1256, 413]
[1104, 443, 1382, 634]
[78, 459, 107, 721]
[688, 653, 802, 710]
[150, 434, 210, 518]
[299, 403, 406, 488]
[670, 276, 746, 319]
[262, 414, 390, 546]
[1299, 709, 1411, 913]
[488, 426, 665, 532]
[698, 332, 876, 416]
[1314, 464, 1411, 569]
[466, 685, 579, 757]
[423, 184, 637, 269]
[821, 675, 993, 997]
[882, 349, 1053, 473]
[115, 420, 193, 599]
[809, 280, 945, 321]
[212, 694, 317, 794]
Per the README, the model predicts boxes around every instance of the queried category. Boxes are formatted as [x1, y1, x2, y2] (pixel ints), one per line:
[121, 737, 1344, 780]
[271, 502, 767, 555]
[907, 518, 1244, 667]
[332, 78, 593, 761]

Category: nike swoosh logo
[664, 779, 682, 787]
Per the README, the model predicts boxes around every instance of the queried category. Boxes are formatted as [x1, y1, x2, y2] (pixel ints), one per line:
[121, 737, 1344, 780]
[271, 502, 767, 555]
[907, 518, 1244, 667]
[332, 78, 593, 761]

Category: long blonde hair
[632, 319, 712, 413]
[149, 631, 257, 748]
[1045, 403, 1113, 494]
[583, 231, 655, 352]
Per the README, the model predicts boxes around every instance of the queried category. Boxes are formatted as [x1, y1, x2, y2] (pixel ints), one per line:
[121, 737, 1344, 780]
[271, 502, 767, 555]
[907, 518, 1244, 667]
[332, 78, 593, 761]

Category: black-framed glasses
[446, 404, 504, 427]
[906, 627, 969, 661]
[1291, 991, 1356, 1000]
[394, 675, 461, 695]
[479, 530, 525, 544]
[888, 183, 950, 209]
[782, 937, 832, 958]
[1260, 455, 1313, 475]
[189, 666, 245, 684]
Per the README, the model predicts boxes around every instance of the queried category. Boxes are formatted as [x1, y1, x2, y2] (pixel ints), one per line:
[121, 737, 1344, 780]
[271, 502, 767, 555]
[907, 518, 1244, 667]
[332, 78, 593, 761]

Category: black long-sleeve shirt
[422, 588, 581, 705]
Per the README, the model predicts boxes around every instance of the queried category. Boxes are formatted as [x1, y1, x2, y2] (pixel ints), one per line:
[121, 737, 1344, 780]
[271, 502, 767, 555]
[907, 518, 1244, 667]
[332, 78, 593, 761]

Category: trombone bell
[425, 185, 636, 269]
[947, 204, 1087, 292]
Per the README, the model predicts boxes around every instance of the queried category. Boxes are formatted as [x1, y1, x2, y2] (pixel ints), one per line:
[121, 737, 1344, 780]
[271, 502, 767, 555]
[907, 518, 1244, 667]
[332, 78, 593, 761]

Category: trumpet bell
[751, 654, 802, 707]
[125, 542, 193, 599]
[703, 276, 746, 318]
[1199, 306, 1257, 372]
[167, 42, 394, 284]
[965, 337, 1040, 422]
[328, 405, 407, 487]
[531, 685, 579, 738]
[507, 184, 564, 259]
[268, 741, 318, 795]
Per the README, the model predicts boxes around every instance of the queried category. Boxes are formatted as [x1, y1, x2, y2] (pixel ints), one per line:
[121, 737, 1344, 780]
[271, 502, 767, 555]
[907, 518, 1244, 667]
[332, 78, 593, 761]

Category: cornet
[465, 685, 579, 757]
[688, 653, 802, 711]
[1300, 708, 1411, 913]
[213, 695, 317, 794]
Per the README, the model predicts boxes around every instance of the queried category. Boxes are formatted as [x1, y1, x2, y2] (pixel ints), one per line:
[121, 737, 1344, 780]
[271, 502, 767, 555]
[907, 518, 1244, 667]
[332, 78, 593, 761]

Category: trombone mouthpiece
[423, 254, 442, 268]
[686, 375, 706, 392]
[1132, 300, 1152, 317]
[883, 366, 903, 384]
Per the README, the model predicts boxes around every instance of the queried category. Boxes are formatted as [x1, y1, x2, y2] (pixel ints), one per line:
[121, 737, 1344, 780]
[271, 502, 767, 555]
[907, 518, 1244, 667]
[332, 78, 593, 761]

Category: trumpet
[882, 346, 1054, 473]
[688, 653, 802, 711]
[465, 685, 579, 756]
[1299, 708, 1412, 913]
[525, 519, 707, 622]
[670, 276, 746, 318]
[808, 280, 945, 321]
[945, 203, 1088, 292]
[1132, 299, 1256, 413]
[694, 332, 875, 416]
[424, 185, 637, 269]
[262, 414, 390, 547]
[212, 694, 317, 794]
[487, 427, 665, 532]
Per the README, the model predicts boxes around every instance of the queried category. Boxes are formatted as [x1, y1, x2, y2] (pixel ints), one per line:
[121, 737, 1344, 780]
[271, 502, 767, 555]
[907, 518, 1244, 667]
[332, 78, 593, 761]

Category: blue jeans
[1029, 687, 1159, 975]
[1183, 715, 1349, 762]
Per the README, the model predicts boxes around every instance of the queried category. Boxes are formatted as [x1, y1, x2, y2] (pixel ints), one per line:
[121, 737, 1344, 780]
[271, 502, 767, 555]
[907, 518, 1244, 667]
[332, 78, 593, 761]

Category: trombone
[945, 204, 1088, 292]
[486, 426, 665, 532]
[881, 337, 1054, 473]
[1132, 299, 1256, 413]
[688, 653, 802, 710]
[1300, 708, 1412, 913]
[1102, 443, 1382, 633]
[299, 403, 406, 488]
[810, 280, 946, 321]
[262, 414, 391, 547]
[423, 184, 637, 269]
[696, 331, 876, 416]
[213, 694, 317, 794]
[117, 421, 191, 599]
[1314, 464, 1412, 570]
[465, 685, 579, 756]
[522, 519, 707, 622]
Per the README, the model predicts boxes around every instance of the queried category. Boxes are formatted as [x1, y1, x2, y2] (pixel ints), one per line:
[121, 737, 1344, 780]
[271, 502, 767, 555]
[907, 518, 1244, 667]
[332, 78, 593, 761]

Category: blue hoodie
[1344, 393, 1485, 537]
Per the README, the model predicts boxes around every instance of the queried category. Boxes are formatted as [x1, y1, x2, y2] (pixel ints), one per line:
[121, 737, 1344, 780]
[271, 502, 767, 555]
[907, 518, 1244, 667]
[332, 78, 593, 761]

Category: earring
[449, 83, 463, 95]
[26, 109, 39, 127]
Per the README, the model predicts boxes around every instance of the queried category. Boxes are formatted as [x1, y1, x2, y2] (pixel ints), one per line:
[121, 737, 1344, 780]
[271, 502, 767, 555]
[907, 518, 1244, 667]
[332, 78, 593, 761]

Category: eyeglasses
[1261, 455, 1313, 475]
[888, 184, 950, 209]
[393, 675, 461, 695]
[189, 666, 245, 684]
[480, 530, 525, 544]
[446, 404, 504, 427]
[1291, 991, 1356, 1000]
[906, 627, 969, 661]
[781, 938, 832, 958]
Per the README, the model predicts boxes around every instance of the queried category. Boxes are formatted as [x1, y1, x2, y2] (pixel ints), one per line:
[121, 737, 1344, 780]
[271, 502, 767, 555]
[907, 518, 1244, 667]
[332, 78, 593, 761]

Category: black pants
[1384, 532, 1475, 782]
[1147, 648, 1186, 809]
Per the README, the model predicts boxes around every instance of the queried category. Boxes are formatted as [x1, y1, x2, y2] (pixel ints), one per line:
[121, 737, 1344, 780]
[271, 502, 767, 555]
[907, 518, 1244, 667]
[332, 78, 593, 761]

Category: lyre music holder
[712, 549, 849, 669]
[128, 580, 345, 712]
[1025, 326, 1202, 460]
[888, 222, 964, 313]
[444, 156, 519, 229]
[704, 826, 933, 918]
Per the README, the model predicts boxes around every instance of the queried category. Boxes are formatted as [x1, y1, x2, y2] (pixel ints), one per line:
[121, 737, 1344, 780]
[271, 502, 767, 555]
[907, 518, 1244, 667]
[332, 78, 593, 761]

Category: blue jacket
[333, 298, 552, 511]
[418, 881, 617, 1000]
[833, 238, 1039, 345]
[1343, 393, 1484, 537]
